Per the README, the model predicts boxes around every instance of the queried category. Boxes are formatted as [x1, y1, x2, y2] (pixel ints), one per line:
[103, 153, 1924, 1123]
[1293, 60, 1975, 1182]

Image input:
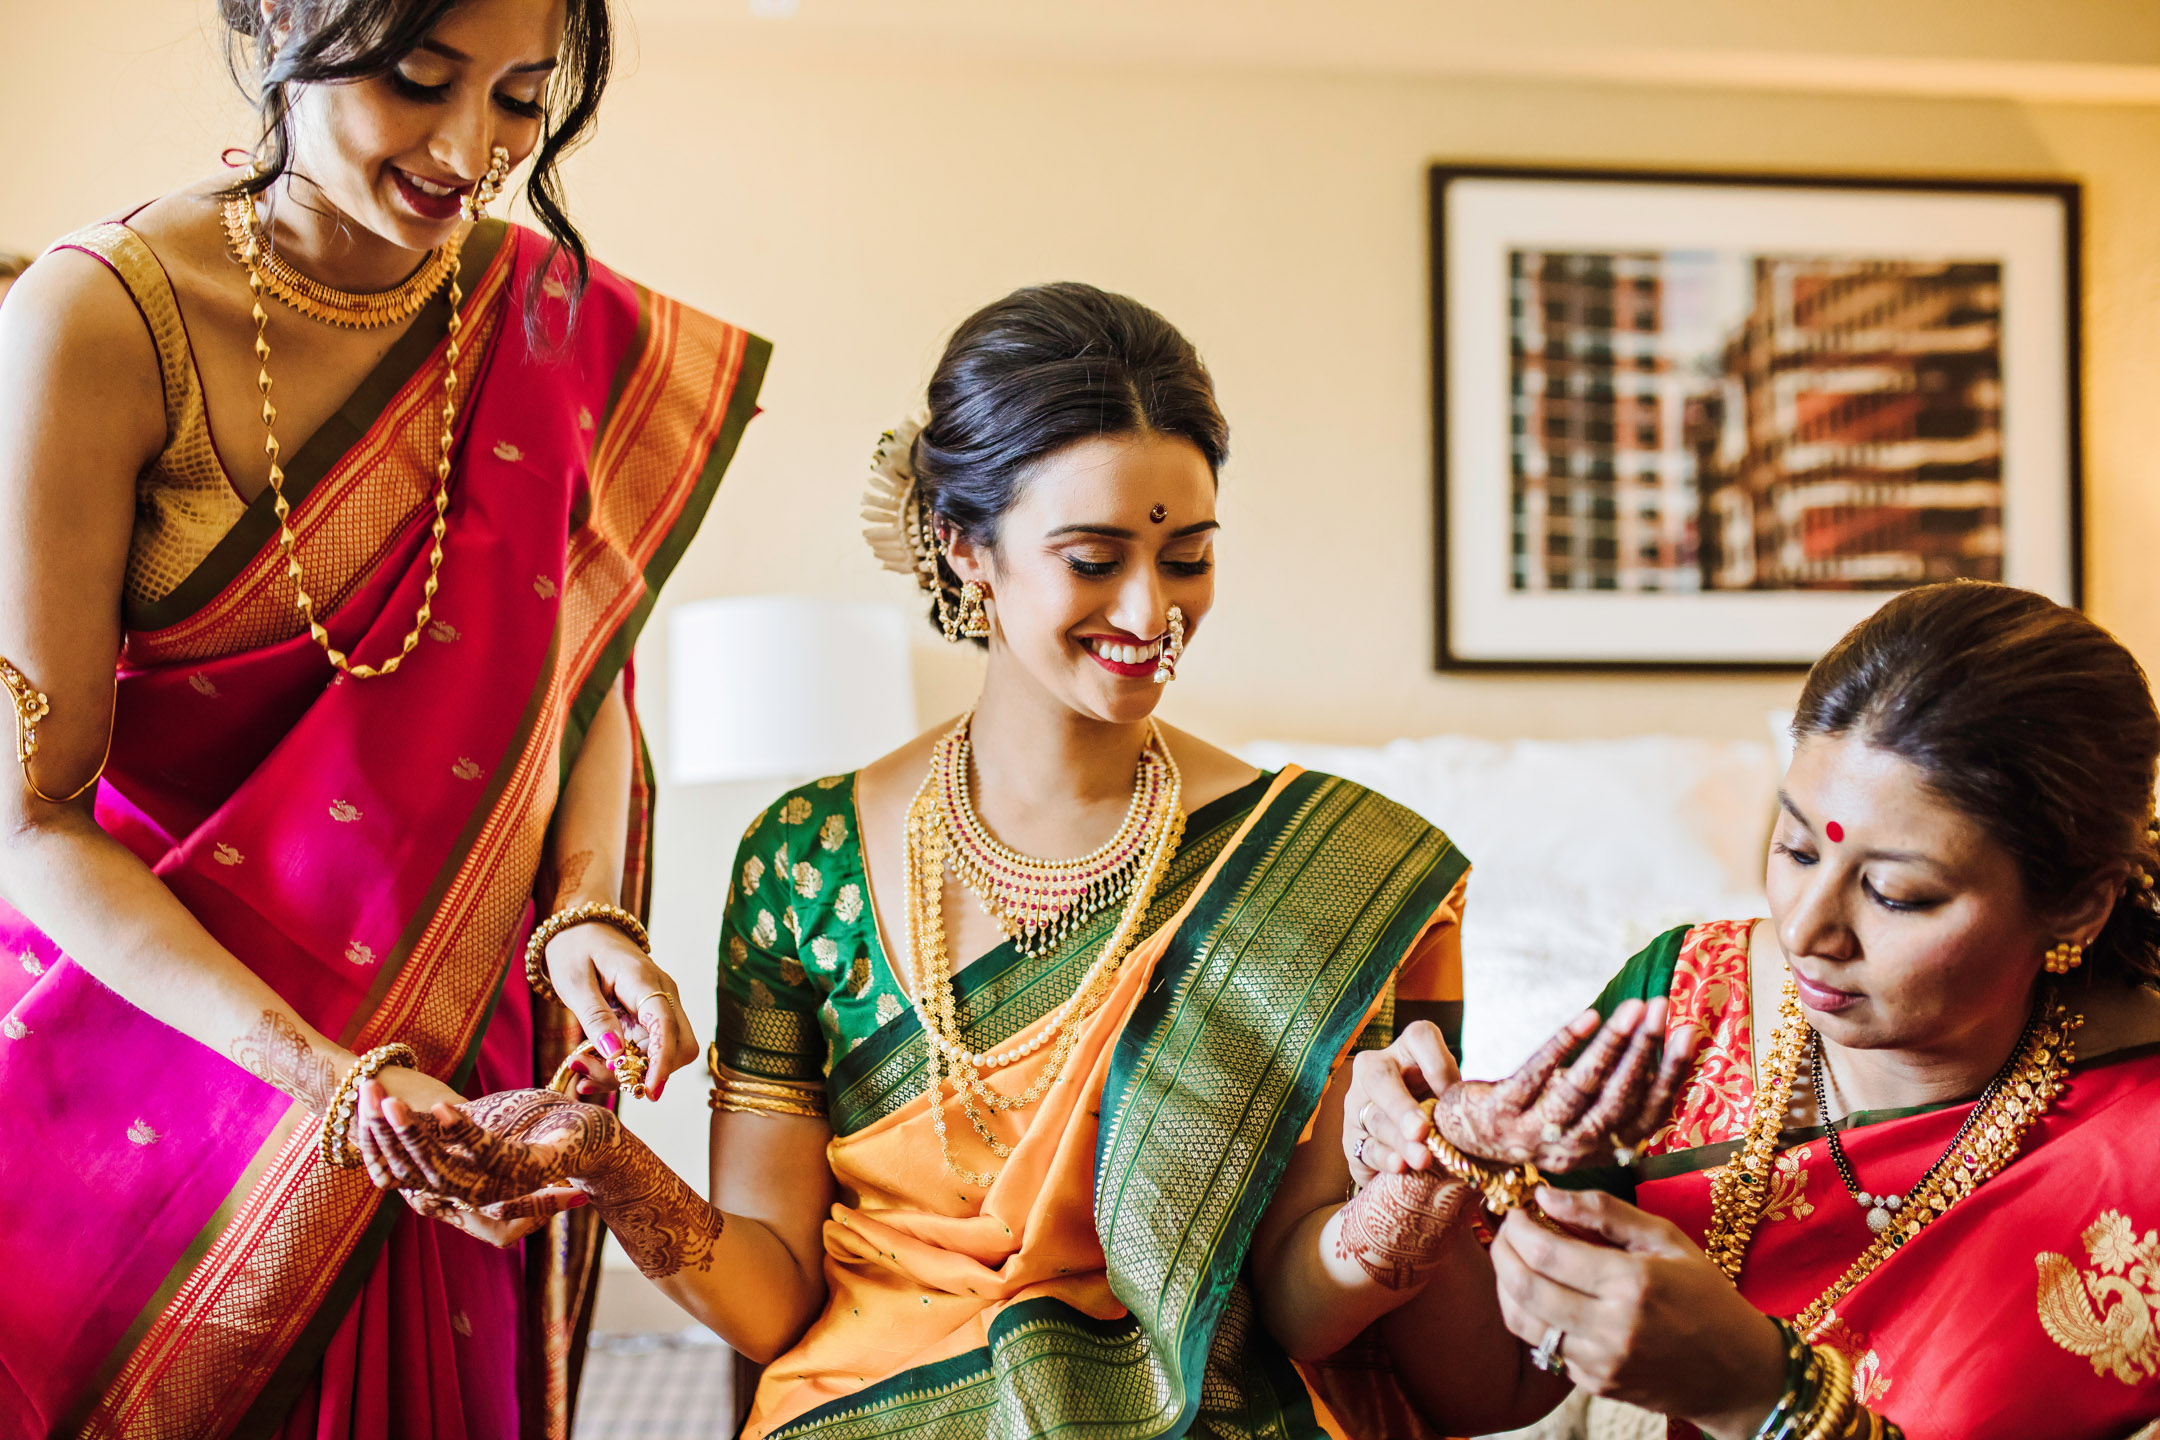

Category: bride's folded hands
[1346, 997, 1698, 1184]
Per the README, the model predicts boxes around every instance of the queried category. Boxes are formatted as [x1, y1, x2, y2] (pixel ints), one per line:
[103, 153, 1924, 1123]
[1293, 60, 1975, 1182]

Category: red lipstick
[390, 166, 469, 222]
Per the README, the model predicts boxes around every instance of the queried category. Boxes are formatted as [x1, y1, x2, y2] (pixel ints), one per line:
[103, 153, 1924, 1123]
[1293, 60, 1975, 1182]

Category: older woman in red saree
[0, 2, 766, 1436]
[1340, 582, 2160, 1440]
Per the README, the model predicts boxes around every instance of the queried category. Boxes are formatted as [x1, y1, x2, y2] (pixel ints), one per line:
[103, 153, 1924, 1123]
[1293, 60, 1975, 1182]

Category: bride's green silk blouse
[705, 768, 1431, 1130]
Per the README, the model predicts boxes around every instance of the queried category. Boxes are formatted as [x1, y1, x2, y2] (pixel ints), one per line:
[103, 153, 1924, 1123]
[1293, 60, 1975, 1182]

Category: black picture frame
[1431, 163, 2082, 673]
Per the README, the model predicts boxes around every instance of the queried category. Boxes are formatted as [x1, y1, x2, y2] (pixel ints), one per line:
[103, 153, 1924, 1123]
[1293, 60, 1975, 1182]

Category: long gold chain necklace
[942, 720, 1168, 956]
[226, 191, 463, 679]
[1704, 977, 2078, 1336]
[902, 715, 1185, 1184]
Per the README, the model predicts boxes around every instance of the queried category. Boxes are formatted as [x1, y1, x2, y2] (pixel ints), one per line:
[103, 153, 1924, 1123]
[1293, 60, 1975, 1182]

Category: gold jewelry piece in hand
[1, 655, 116, 804]
[548, 1035, 652, 1100]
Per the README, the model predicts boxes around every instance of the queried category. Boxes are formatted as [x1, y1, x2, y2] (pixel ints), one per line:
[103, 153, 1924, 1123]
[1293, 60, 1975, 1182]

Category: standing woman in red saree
[0, 1, 767, 1435]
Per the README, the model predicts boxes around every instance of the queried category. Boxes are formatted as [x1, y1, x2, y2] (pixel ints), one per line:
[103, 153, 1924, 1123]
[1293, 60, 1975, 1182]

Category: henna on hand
[1334, 1170, 1477, 1290]
[1427, 1002, 1696, 1172]
[362, 1085, 724, 1280]
[370, 1089, 616, 1205]
[229, 1010, 338, 1114]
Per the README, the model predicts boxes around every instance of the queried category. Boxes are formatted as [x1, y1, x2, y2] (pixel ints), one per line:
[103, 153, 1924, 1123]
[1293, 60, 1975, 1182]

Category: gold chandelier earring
[1151, 606, 1187, 685]
[2044, 940, 2085, 975]
[942, 581, 991, 643]
[461, 145, 511, 221]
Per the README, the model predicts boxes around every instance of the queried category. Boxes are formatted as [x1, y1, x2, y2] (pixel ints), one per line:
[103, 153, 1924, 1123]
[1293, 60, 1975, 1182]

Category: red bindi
[1825, 821, 1845, 843]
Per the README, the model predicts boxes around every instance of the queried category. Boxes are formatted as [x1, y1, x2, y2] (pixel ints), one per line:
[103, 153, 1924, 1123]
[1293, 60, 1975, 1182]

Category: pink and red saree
[0, 219, 766, 1439]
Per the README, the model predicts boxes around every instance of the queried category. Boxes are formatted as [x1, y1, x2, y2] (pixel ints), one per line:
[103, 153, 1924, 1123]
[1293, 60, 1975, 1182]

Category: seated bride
[353, 281, 1679, 1438]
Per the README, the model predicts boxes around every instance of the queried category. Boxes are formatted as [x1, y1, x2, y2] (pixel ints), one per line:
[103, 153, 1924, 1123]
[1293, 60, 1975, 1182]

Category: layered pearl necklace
[1704, 978, 2078, 1336]
[901, 714, 1184, 1184]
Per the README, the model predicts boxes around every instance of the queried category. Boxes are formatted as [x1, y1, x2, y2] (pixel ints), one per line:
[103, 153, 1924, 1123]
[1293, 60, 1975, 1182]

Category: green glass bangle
[1751, 1317, 1816, 1440]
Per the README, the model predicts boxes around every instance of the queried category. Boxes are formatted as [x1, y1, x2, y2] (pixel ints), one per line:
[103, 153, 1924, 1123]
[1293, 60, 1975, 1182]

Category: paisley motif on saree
[0, 222, 767, 1440]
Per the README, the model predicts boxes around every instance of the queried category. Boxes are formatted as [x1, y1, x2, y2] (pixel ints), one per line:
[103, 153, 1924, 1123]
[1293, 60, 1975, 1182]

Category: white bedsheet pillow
[1237, 736, 1777, 1078]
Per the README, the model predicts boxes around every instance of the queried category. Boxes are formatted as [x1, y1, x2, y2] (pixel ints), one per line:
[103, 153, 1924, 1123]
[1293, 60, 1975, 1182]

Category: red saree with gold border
[0, 219, 768, 1440]
[1587, 921, 2160, 1440]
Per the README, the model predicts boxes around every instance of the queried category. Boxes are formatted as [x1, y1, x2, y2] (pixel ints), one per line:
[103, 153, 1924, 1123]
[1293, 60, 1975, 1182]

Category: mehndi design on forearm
[1334, 1170, 1476, 1290]
[579, 1134, 726, 1279]
[553, 848, 596, 906]
[229, 1009, 339, 1114]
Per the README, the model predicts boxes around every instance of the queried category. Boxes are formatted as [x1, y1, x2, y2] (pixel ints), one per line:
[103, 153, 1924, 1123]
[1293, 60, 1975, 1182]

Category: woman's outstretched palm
[356, 1083, 623, 1212]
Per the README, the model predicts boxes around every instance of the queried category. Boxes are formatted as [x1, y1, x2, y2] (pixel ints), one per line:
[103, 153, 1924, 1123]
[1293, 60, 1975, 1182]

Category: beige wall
[8, 4, 2157, 751]
[9, 1, 2160, 1195]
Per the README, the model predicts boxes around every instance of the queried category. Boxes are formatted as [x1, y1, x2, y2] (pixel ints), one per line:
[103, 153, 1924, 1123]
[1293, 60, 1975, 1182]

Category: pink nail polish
[562, 1192, 589, 1209]
[597, 1032, 624, 1060]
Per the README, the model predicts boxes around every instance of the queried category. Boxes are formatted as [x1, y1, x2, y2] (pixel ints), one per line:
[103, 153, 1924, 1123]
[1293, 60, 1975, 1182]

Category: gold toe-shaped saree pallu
[0, 219, 768, 1440]
[744, 768, 1471, 1440]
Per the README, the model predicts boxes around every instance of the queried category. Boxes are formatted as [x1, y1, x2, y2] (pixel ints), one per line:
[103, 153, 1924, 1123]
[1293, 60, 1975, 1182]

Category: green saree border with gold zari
[769, 769, 1469, 1440]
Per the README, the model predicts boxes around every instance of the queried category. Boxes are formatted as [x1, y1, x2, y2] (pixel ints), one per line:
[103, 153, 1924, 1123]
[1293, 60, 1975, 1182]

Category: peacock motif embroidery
[2036, 1209, 2160, 1385]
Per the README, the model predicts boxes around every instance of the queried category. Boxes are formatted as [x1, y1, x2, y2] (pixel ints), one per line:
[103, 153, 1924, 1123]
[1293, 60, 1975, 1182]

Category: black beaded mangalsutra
[1811, 1003, 2039, 1235]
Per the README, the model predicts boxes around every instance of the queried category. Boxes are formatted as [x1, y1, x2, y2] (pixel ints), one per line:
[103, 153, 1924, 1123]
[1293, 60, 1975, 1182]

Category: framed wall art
[1431, 164, 2081, 670]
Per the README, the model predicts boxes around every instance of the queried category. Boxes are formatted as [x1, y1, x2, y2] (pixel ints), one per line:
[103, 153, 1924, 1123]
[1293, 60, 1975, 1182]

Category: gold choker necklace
[220, 192, 456, 330]
[902, 716, 1185, 1183]
[1703, 978, 2078, 1336]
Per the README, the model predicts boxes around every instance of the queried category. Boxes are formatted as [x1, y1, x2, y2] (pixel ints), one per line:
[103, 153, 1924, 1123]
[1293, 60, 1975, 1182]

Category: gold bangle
[1419, 1104, 1545, 1214]
[1799, 1346, 1857, 1440]
[1, 654, 116, 805]
[320, 1042, 419, 1169]
[524, 901, 651, 1004]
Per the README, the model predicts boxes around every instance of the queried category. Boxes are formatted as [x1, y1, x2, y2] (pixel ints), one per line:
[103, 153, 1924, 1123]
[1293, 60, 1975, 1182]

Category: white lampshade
[667, 596, 918, 784]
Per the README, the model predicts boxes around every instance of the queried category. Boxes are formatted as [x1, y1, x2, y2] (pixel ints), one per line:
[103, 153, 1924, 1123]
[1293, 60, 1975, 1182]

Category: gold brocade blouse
[48, 222, 250, 611]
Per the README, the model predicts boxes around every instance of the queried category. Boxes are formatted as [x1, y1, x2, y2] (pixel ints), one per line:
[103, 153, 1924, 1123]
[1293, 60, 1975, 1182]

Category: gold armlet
[1, 655, 116, 805]
[320, 1042, 420, 1169]
[524, 901, 652, 1004]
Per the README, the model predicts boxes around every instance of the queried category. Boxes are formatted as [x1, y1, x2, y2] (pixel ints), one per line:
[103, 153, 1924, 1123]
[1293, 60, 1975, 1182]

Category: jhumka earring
[943, 581, 991, 643]
[461, 145, 512, 221]
[1152, 606, 1187, 684]
[2044, 940, 2085, 975]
